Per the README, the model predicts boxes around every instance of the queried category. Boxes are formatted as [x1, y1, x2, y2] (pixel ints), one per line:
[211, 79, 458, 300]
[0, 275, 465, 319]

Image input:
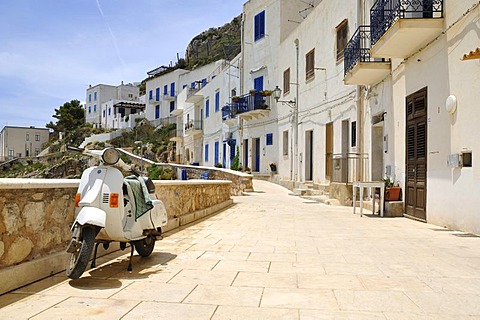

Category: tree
[46, 100, 85, 133]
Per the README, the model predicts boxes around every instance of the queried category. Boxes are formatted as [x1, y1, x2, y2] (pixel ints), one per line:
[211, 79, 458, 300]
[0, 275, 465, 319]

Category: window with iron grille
[283, 68, 290, 95]
[306, 49, 315, 81]
[336, 19, 348, 62]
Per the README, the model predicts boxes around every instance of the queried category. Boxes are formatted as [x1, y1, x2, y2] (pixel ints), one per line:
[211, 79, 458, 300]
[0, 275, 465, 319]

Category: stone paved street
[1, 180, 480, 319]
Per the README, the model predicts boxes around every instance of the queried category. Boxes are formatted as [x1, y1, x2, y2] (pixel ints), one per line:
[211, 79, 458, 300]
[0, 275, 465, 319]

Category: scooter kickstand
[91, 242, 100, 268]
[127, 243, 134, 272]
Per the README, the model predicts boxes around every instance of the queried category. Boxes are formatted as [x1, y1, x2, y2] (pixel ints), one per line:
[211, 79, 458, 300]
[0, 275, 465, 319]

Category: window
[35, 149, 40, 156]
[108, 108, 111, 116]
[205, 99, 210, 118]
[93, 105, 96, 112]
[155, 88, 160, 101]
[205, 144, 209, 162]
[283, 68, 290, 94]
[336, 19, 348, 62]
[88, 93, 91, 102]
[35, 134, 40, 141]
[231, 88, 236, 97]
[88, 106, 91, 113]
[306, 49, 315, 81]
[8, 149, 14, 160]
[214, 141, 219, 165]
[201, 79, 207, 88]
[266, 133, 273, 146]
[254, 10, 265, 41]
[163, 85, 168, 95]
[103, 110, 106, 117]
[215, 91, 220, 112]
[170, 82, 175, 96]
[191, 82, 196, 89]
[26, 133, 29, 141]
[351, 121, 357, 147]
[283, 130, 289, 155]
[149, 90, 153, 100]
[94, 92, 97, 101]
[254, 76, 264, 91]
[170, 101, 175, 112]
[155, 105, 160, 119]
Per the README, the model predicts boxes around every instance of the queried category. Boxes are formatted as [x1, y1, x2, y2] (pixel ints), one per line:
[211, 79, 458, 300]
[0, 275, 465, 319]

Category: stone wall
[0, 178, 232, 271]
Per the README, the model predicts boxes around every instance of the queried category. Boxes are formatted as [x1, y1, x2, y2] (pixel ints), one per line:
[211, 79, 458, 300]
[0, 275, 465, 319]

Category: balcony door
[325, 123, 333, 181]
[252, 138, 260, 172]
[405, 87, 427, 221]
[305, 130, 313, 181]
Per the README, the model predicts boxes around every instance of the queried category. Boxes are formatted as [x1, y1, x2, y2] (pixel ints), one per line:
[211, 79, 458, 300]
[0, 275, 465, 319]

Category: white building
[85, 82, 141, 128]
[0, 126, 49, 161]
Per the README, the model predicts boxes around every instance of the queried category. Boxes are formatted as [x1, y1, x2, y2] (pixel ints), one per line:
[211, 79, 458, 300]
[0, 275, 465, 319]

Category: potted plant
[269, 163, 277, 172]
[383, 176, 401, 201]
[260, 90, 273, 97]
[249, 89, 257, 96]
[232, 96, 240, 102]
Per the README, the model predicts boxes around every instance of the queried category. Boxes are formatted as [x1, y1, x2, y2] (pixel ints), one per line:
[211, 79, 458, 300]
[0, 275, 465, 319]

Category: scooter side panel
[74, 207, 106, 228]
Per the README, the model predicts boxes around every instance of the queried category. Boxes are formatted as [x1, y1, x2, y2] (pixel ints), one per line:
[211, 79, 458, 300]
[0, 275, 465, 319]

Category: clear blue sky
[0, 0, 245, 128]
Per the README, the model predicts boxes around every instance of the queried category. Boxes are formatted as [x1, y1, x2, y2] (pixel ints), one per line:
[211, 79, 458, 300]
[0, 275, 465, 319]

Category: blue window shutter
[94, 92, 97, 101]
[164, 85, 168, 95]
[89, 94, 92, 102]
[88, 106, 91, 113]
[202, 79, 207, 87]
[94, 104, 96, 112]
[214, 142, 219, 164]
[254, 76, 264, 91]
[170, 82, 175, 96]
[170, 101, 175, 112]
[266, 133, 273, 145]
[149, 90, 152, 99]
[108, 108, 111, 116]
[254, 11, 265, 41]
[215, 92, 220, 112]
[206, 99, 210, 118]
[155, 105, 160, 119]
[191, 82, 195, 89]
[205, 144, 209, 162]
[155, 88, 159, 101]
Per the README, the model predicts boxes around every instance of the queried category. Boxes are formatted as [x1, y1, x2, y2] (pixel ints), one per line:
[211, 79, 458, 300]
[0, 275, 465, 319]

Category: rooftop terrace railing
[370, 0, 444, 45]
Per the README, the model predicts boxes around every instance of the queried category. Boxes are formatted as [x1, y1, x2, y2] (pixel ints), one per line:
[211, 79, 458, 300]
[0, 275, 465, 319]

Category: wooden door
[325, 123, 333, 181]
[405, 88, 427, 220]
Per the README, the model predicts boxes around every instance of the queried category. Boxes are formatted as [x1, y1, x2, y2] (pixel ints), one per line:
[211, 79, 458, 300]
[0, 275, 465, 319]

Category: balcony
[185, 120, 203, 136]
[370, 0, 444, 59]
[186, 87, 203, 104]
[170, 129, 184, 143]
[222, 91, 271, 122]
[149, 96, 160, 104]
[344, 26, 391, 86]
[163, 92, 175, 101]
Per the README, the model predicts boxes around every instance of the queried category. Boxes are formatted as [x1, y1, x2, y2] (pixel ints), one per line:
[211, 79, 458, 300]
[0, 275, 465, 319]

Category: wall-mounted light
[273, 86, 296, 108]
[445, 95, 457, 114]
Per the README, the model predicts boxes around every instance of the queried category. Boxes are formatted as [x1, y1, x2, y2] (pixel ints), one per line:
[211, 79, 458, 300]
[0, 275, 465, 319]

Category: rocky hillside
[185, 15, 241, 69]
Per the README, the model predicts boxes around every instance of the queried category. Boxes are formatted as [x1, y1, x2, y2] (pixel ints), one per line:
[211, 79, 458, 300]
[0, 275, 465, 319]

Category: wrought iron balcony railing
[370, 0, 443, 45]
[221, 91, 271, 121]
[185, 120, 202, 131]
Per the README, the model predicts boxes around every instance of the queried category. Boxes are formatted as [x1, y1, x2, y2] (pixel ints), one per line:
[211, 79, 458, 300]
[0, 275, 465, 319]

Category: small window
[283, 130, 289, 155]
[306, 49, 315, 81]
[283, 68, 290, 94]
[170, 82, 175, 96]
[88, 94, 91, 102]
[215, 91, 220, 112]
[26, 133, 29, 141]
[231, 88, 237, 97]
[94, 92, 97, 101]
[351, 121, 357, 147]
[88, 106, 91, 113]
[35, 134, 40, 141]
[266, 133, 273, 146]
[156, 88, 160, 101]
[149, 90, 153, 100]
[254, 11, 265, 41]
[163, 85, 168, 95]
[94, 105, 97, 112]
[206, 99, 210, 118]
[336, 19, 348, 62]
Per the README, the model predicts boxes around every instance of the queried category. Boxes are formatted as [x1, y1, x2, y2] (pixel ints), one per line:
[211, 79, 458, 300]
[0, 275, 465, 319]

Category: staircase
[293, 182, 341, 206]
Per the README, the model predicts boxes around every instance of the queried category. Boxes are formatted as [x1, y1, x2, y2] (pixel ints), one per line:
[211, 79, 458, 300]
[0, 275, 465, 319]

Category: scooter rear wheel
[66, 226, 96, 279]
[133, 236, 155, 257]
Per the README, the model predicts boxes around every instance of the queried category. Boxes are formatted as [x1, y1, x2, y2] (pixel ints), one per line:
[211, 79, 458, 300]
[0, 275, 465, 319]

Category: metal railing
[370, 0, 443, 45]
[221, 91, 271, 121]
[185, 120, 203, 131]
[329, 153, 369, 183]
[149, 116, 176, 128]
[344, 26, 388, 76]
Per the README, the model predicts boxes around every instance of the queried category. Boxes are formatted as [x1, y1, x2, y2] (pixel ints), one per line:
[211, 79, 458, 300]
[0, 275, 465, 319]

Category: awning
[113, 101, 146, 109]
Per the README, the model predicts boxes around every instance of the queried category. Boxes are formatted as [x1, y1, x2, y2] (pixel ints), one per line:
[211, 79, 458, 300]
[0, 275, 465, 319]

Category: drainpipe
[294, 38, 300, 183]
[356, 0, 364, 182]
[239, 13, 245, 171]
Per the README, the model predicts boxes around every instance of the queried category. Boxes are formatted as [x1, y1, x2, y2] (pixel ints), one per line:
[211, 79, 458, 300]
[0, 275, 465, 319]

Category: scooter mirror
[102, 148, 120, 165]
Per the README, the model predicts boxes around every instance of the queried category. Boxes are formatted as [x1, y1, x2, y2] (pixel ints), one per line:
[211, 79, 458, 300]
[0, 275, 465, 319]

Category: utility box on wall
[447, 152, 473, 168]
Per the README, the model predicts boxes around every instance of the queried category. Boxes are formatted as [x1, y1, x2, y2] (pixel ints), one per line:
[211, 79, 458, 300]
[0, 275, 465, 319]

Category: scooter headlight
[102, 148, 120, 165]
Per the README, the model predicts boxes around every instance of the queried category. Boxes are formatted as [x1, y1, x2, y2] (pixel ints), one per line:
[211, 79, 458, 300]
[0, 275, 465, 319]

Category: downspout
[239, 12, 245, 171]
[356, 0, 364, 181]
[294, 38, 300, 183]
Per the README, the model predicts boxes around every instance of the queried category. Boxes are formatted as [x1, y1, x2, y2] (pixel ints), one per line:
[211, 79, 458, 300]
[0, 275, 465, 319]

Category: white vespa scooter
[66, 147, 167, 279]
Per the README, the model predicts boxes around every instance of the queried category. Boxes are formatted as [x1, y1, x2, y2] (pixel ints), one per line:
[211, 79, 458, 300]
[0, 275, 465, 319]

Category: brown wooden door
[405, 88, 427, 220]
[325, 123, 333, 181]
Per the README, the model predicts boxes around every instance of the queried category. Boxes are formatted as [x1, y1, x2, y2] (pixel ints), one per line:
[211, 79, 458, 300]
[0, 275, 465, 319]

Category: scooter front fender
[72, 207, 106, 230]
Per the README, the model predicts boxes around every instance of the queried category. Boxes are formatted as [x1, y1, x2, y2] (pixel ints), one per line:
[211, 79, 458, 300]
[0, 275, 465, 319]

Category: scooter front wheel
[66, 226, 96, 279]
[133, 236, 155, 257]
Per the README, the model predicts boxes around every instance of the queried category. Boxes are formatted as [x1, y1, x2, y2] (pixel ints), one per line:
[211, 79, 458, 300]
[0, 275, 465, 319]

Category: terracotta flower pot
[385, 187, 401, 201]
